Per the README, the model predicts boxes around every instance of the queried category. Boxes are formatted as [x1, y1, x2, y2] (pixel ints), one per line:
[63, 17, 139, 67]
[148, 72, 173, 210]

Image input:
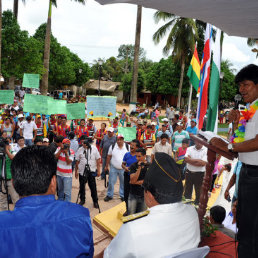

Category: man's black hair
[132, 139, 140, 148]
[182, 138, 189, 144]
[235, 64, 258, 85]
[147, 125, 152, 129]
[80, 119, 85, 122]
[68, 131, 75, 140]
[136, 148, 146, 156]
[144, 181, 182, 204]
[54, 135, 64, 143]
[210, 205, 226, 224]
[101, 122, 107, 127]
[174, 114, 179, 120]
[11, 146, 57, 196]
[160, 133, 168, 139]
[17, 136, 24, 141]
[34, 138, 43, 144]
[61, 116, 67, 120]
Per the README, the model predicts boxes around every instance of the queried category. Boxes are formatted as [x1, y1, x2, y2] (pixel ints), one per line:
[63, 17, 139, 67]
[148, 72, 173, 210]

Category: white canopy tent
[94, 0, 258, 38]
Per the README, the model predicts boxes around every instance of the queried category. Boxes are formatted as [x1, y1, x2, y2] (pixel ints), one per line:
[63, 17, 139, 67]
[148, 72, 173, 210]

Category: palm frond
[153, 20, 174, 44]
[154, 11, 175, 24]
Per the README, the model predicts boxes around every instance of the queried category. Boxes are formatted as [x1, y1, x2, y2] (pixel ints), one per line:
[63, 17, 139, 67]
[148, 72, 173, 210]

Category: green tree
[219, 60, 236, 101]
[41, 0, 85, 95]
[34, 23, 91, 89]
[145, 57, 189, 98]
[2, 11, 43, 85]
[153, 12, 198, 108]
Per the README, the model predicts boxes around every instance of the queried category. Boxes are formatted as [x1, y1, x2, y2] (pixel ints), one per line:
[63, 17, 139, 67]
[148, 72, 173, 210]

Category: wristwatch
[228, 143, 234, 151]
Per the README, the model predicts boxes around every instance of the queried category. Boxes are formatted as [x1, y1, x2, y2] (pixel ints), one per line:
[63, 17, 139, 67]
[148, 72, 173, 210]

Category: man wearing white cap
[161, 118, 173, 134]
[104, 134, 129, 202]
[100, 127, 116, 180]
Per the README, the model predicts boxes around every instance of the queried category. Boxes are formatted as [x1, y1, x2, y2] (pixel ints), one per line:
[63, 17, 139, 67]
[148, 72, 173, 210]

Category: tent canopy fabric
[95, 0, 258, 38]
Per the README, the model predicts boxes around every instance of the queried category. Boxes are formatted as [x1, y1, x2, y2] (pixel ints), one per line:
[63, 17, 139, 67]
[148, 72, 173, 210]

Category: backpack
[111, 142, 129, 152]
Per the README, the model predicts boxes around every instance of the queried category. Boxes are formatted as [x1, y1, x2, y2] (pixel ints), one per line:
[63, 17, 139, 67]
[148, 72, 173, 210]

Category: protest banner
[0, 90, 15, 104]
[67, 103, 85, 120]
[23, 94, 86, 118]
[23, 94, 49, 114]
[118, 127, 136, 142]
[87, 96, 116, 118]
[22, 73, 40, 89]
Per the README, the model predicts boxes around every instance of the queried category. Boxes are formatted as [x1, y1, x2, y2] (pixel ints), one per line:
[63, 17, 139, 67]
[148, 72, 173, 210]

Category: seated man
[210, 205, 236, 239]
[0, 146, 94, 257]
[97, 153, 200, 258]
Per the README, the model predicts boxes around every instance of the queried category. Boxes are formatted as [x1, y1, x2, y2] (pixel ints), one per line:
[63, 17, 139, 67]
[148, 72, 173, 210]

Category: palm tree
[13, 0, 26, 19]
[41, 0, 85, 95]
[153, 12, 198, 108]
[130, 5, 142, 104]
[247, 38, 258, 58]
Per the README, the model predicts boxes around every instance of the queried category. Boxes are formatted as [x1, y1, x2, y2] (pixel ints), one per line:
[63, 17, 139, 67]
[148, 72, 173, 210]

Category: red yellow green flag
[187, 45, 201, 91]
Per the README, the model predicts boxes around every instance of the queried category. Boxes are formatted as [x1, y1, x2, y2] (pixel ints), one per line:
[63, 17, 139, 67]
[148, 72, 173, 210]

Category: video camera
[83, 137, 93, 148]
[0, 137, 9, 157]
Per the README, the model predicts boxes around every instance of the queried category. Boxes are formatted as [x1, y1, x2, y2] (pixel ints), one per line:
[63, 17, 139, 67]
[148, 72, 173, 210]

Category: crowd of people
[0, 64, 257, 257]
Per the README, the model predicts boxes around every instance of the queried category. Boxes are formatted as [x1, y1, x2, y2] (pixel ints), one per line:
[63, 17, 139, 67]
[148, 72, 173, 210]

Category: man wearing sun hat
[101, 153, 200, 258]
[104, 134, 129, 202]
[55, 138, 75, 202]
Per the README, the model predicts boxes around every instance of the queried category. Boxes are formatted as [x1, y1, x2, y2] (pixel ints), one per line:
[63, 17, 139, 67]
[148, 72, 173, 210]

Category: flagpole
[187, 83, 193, 123]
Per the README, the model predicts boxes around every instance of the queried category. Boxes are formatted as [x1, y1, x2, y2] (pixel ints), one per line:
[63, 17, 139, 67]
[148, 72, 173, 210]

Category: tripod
[0, 153, 9, 211]
[76, 147, 101, 213]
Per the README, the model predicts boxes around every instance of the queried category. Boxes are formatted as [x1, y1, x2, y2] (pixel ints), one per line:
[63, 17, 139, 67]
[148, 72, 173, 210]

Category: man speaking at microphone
[211, 64, 258, 257]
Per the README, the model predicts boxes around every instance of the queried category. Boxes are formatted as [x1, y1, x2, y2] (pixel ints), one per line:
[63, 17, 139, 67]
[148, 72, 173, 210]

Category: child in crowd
[174, 138, 189, 179]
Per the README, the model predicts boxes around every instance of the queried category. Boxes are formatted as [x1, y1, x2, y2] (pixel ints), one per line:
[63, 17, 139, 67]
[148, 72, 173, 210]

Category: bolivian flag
[187, 45, 201, 92]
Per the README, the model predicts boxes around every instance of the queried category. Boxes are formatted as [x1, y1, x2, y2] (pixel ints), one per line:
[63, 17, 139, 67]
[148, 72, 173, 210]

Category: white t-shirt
[239, 99, 258, 165]
[20, 121, 37, 139]
[185, 145, 208, 172]
[104, 203, 200, 258]
[108, 143, 130, 169]
[76, 145, 100, 175]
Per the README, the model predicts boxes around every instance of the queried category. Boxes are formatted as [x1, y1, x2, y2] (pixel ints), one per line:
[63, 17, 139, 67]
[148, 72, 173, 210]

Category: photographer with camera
[0, 143, 19, 211]
[75, 139, 101, 208]
[55, 138, 75, 202]
[128, 148, 150, 215]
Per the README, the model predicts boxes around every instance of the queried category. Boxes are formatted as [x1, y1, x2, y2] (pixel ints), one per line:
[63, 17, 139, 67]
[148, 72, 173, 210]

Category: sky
[3, 0, 258, 72]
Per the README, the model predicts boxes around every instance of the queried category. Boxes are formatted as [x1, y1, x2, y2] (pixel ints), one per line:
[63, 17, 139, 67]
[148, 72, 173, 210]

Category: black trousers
[210, 174, 217, 192]
[237, 164, 258, 258]
[184, 170, 204, 205]
[124, 172, 130, 212]
[79, 173, 98, 203]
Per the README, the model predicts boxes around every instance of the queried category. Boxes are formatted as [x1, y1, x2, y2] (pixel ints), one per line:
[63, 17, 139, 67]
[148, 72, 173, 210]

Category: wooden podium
[190, 135, 237, 230]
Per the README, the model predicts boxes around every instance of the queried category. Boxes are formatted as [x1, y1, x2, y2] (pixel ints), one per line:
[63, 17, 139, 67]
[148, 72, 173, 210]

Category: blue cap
[191, 119, 197, 123]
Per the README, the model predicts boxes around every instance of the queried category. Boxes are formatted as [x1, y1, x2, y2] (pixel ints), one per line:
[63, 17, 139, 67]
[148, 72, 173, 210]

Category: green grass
[218, 123, 228, 128]
[218, 132, 228, 137]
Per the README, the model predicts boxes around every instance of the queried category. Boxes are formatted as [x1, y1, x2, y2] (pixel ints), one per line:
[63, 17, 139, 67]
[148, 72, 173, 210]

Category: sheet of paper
[22, 73, 40, 89]
[0, 90, 14, 104]
[118, 127, 136, 142]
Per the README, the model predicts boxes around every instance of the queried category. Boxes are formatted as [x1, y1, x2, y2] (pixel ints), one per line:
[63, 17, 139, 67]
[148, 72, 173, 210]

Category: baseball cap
[107, 127, 114, 132]
[117, 134, 124, 139]
[177, 122, 183, 127]
[151, 122, 156, 125]
[191, 119, 197, 123]
[43, 138, 49, 143]
[162, 118, 169, 122]
[138, 120, 143, 125]
[36, 115, 41, 118]
[18, 114, 24, 118]
[62, 139, 70, 144]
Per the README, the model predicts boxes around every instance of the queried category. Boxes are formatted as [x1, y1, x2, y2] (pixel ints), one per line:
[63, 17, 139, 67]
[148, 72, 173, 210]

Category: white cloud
[2, 0, 258, 68]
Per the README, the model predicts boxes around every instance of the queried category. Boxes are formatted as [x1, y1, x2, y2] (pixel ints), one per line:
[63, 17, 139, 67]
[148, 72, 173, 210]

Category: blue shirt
[123, 152, 137, 168]
[0, 195, 94, 257]
[186, 126, 198, 135]
[233, 161, 242, 198]
[157, 130, 171, 139]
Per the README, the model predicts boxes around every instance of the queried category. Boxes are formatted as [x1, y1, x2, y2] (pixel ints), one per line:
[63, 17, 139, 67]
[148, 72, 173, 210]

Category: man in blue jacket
[0, 145, 94, 258]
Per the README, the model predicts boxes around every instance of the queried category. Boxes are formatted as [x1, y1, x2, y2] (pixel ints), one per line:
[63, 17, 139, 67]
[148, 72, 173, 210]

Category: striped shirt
[172, 130, 190, 151]
[55, 147, 75, 177]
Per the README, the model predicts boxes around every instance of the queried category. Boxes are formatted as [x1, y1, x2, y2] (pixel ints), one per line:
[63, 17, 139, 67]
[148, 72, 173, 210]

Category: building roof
[84, 80, 121, 93]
